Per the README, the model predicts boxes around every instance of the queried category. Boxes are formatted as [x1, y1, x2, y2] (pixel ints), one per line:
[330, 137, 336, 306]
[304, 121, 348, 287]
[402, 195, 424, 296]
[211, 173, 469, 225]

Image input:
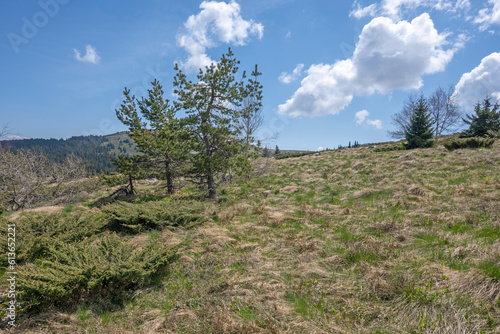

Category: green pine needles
[16, 235, 177, 310]
[115, 49, 263, 199]
[461, 97, 500, 138]
[404, 95, 435, 150]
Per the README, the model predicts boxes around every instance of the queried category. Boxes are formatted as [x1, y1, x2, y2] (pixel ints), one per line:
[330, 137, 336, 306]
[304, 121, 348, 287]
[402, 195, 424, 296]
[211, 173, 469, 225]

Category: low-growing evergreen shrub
[274, 152, 316, 160]
[98, 172, 129, 187]
[16, 235, 178, 310]
[373, 144, 405, 152]
[443, 137, 495, 151]
[0, 212, 108, 267]
[102, 200, 207, 232]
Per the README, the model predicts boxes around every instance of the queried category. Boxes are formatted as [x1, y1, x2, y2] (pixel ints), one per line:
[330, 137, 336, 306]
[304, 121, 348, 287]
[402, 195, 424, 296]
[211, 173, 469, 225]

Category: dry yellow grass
[2, 140, 499, 333]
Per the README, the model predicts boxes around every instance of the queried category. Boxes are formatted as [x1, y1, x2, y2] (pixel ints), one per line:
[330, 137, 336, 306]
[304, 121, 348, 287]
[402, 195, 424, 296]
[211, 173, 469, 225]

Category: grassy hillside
[1, 140, 499, 333]
[0, 132, 139, 174]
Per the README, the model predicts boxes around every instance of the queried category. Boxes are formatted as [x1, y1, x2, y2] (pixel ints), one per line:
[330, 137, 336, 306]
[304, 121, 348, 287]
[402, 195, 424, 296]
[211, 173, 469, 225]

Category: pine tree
[461, 97, 500, 138]
[404, 95, 435, 150]
[275, 145, 280, 155]
[262, 146, 270, 157]
[115, 80, 186, 194]
[112, 155, 150, 194]
[173, 48, 262, 199]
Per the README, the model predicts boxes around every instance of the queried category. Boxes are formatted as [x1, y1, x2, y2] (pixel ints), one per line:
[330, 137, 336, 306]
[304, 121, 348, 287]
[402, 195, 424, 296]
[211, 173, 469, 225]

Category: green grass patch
[477, 260, 500, 281]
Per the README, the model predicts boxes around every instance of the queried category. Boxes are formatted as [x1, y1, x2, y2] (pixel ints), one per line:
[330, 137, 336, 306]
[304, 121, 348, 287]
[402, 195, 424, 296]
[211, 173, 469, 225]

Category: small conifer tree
[461, 97, 500, 138]
[404, 95, 435, 149]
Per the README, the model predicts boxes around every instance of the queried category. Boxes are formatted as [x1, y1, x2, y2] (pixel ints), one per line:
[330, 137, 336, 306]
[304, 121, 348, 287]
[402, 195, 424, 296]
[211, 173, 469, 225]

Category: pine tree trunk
[207, 172, 216, 199]
[165, 159, 174, 194]
[129, 174, 134, 194]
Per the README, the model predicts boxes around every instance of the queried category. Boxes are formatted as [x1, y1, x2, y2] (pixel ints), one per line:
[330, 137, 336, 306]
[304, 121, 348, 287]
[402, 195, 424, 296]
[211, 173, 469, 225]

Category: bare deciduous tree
[0, 123, 10, 140]
[428, 85, 462, 137]
[389, 87, 462, 139]
[0, 149, 48, 210]
[388, 93, 421, 139]
[0, 150, 92, 211]
[48, 155, 89, 204]
[238, 94, 264, 148]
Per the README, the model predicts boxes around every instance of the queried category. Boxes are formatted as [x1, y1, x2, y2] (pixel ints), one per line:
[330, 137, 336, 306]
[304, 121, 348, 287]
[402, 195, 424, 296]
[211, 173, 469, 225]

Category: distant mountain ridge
[0, 131, 139, 174]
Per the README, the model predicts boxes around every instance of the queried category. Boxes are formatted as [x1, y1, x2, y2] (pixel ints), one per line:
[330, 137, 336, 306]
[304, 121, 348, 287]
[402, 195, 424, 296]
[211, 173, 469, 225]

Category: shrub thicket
[102, 200, 207, 232]
[373, 144, 405, 152]
[16, 235, 177, 310]
[274, 152, 316, 160]
[443, 137, 495, 151]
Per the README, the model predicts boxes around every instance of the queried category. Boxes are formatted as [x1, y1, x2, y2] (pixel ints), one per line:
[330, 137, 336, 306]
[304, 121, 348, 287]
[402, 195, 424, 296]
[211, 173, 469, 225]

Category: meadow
[1, 139, 499, 333]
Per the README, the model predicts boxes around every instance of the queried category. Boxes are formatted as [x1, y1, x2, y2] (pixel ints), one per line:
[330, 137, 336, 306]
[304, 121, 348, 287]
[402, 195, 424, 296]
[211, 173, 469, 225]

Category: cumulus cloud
[355, 110, 383, 129]
[474, 0, 500, 31]
[279, 64, 304, 84]
[350, 0, 470, 19]
[73, 45, 100, 64]
[279, 13, 462, 117]
[454, 52, 500, 107]
[177, 0, 264, 71]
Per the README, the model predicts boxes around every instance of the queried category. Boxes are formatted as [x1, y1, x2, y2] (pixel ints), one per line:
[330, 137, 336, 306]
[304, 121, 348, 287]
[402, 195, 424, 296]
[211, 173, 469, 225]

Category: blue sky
[1, 0, 500, 150]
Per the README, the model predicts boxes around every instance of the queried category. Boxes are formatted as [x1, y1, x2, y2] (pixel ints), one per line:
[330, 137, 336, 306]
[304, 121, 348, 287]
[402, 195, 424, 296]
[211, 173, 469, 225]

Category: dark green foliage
[404, 96, 435, 149]
[102, 200, 207, 232]
[274, 151, 316, 159]
[443, 137, 495, 151]
[0, 133, 139, 174]
[16, 235, 178, 309]
[262, 146, 270, 157]
[98, 172, 128, 187]
[173, 49, 262, 199]
[373, 144, 405, 152]
[461, 98, 500, 138]
[112, 155, 151, 193]
[275, 145, 281, 155]
[115, 80, 187, 194]
[0, 212, 108, 266]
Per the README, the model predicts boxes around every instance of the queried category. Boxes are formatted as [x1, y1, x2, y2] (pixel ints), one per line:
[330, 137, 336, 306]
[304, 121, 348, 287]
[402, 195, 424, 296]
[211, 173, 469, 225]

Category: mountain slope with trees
[0, 132, 139, 174]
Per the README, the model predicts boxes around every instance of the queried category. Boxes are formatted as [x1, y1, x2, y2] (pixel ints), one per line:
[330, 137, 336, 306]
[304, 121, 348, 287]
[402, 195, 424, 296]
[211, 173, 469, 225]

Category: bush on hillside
[274, 152, 316, 160]
[102, 200, 207, 232]
[98, 172, 129, 187]
[443, 137, 495, 151]
[0, 212, 108, 267]
[16, 235, 178, 310]
[373, 144, 405, 152]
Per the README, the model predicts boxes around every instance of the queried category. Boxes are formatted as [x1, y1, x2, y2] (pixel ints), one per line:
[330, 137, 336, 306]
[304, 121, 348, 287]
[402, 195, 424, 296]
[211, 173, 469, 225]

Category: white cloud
[73, 45, 100, 64]
[279, 63, 304, 84]
[350, 0, 470, 19]
[355, 110, 383, 129]
[474, 0, 500, 31]
[279, 13, 461, 117]
[285, 30, 292, 39]
[350, 3, 378, 18]
[454, 52, 500, 107]
[177, 0, 264, 71]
